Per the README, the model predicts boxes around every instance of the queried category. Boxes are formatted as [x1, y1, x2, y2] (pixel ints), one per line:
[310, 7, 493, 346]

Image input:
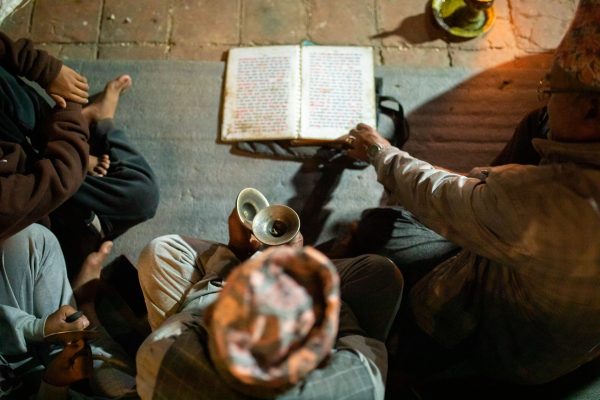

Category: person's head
[205, 245, 340, 398]
[545, 0, 600, 142]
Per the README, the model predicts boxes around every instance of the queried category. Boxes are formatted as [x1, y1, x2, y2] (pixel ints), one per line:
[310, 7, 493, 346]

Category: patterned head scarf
[206, 246, 340, 398]
[554, 0, 600, 89]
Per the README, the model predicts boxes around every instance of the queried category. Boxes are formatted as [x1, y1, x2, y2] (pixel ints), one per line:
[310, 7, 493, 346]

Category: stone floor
[0, 0, 579, 70]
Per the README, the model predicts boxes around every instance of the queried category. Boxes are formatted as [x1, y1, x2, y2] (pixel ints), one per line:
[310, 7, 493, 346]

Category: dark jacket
[0, 32, 89, 241]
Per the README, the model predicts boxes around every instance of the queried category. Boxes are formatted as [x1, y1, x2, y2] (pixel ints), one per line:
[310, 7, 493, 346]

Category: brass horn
[236, 188, 269, 229]
[252, 205, 301, 246]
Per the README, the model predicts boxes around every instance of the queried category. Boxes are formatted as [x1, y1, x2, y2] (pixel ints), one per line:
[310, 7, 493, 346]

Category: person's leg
[353, 207, 474, 380]
[69, 242, 138, 398]
[137, 235, 205, 330]
[49, 75, 159, 276]
[355, 207, 460, 289]
[333, 255, 403, 342]
[0, 224, 73, 397]
[0, 224, 75, 349]
[72, 117, 159, 239]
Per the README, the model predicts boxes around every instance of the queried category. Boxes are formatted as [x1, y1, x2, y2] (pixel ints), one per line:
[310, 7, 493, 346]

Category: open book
[221, 45, 376, 143]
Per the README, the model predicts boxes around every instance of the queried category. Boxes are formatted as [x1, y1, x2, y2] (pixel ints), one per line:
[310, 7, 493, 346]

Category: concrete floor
[0, 0, 578, 71]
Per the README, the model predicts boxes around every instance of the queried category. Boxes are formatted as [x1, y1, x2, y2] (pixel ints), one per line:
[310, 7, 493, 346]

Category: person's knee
[2, 224, 61, 256]
[121, 175, 160, 223]
[137, 234, 182, 282]
[361, 254, 404, 294]
[102, 172, 160, 226]
[355, 207, 407, 249]
[1, 224, 64, 278]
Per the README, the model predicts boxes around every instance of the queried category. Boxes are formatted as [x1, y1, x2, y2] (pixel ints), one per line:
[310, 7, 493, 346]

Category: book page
[300, 46, 376, 141]
[221, 46, 301, 141]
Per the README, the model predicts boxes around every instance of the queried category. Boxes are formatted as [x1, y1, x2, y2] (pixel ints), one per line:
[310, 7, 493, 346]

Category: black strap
[377, 95, 410, 148]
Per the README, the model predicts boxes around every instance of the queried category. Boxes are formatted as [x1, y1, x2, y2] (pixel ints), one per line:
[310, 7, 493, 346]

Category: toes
[112, 74, 133, 92]
[99, 241, 113, 255]
[83, 241, 113, 267]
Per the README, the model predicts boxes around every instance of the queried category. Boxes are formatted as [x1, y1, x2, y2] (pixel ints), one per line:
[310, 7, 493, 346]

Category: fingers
[72, 86, 89, 100]
[65, 65, 88, 86]
[66, 315, 90, 331]
[249, 235, 262, 252]
[63, 340, 93, 380]
[70, 343, 93, 379]
[45, 306, 90, 336]
[75, 77, 89, 92]
[339, 134, 356, 149]
[228, 207, 237, 221]
[63, 339, 86, 355]
[59, 304, 78, 317]
[356, 123, 372, 130]
[62, 86, 89, 104]
[50, 94, 67, 109]
[57, 92, 88, 105]
[50, 66, 89, 104]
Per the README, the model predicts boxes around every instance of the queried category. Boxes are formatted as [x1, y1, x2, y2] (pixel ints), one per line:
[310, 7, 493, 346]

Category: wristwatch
[367, 143, 386, 162]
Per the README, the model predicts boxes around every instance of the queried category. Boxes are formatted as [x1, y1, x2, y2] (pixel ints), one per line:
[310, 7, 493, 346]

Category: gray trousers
[354, 207, 466, 377]
[355, 207, 459, 289]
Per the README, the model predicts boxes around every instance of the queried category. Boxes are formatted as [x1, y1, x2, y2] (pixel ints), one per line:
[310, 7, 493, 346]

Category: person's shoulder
[487, 163, 552, 185]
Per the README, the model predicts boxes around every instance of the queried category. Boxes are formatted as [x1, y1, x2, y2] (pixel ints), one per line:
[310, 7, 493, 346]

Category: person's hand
[42, 339, 93, 387]
[87, 154, 110, 177]
[46, 65, 89, 108]
[286, 231, 304, 249]
[338, 123, 391, 162]
[227, 208, 261, 260]
[44, 305, 89, 336]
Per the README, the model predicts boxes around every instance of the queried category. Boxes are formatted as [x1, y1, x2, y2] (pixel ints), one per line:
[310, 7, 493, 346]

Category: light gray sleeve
[0, 305, 46, 354]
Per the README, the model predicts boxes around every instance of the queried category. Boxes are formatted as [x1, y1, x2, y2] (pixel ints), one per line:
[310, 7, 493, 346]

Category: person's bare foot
[72, 241, 113, 309]
[82, 75, 132, 126]
[87, 154, 110, 177]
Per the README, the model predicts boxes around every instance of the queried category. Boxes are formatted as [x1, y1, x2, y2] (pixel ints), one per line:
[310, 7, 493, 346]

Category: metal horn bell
[252, 205, 301, 246]
[236, 188, 269, 229]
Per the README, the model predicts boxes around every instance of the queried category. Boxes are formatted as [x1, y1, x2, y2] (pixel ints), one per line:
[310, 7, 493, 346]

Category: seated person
[49, 72, 160, 276]
[0, 31, 159, 276]
[338, 0, 600, 386]
[0, 224, 136, 399]
[135, 209, 403, 399]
